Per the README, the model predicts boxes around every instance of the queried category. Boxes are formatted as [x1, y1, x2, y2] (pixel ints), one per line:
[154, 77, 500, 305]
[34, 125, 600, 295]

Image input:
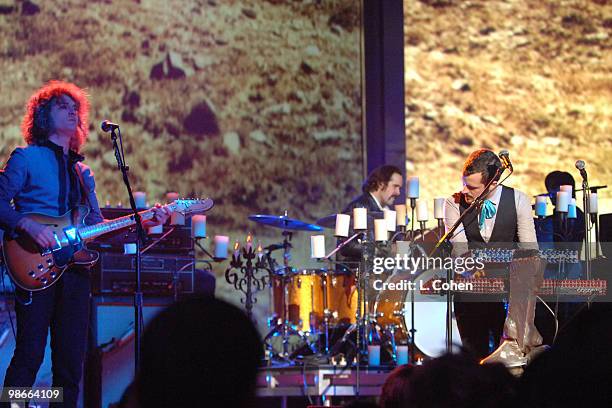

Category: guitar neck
[78, 208, 157, 241]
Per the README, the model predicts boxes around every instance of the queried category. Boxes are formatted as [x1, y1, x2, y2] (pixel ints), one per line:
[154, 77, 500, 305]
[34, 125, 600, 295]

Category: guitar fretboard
[78, 210, 156, 240]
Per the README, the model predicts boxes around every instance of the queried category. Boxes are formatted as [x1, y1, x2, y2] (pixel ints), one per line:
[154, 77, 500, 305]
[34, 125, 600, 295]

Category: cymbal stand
[261, 231, 302, 361]
[408, 198, 417, 364]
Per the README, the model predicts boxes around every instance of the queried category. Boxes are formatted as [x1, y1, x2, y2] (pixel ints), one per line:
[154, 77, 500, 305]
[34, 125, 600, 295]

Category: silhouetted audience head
[521, 303, 612, 407]
[398, 353, 518, 408]
[135, 297, 263, 407]
[379, 364, 414, 408]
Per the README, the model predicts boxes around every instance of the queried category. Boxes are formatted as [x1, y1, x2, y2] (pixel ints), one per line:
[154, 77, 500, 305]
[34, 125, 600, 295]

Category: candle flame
[233, 241, 240, 251]
[246, 233, 253, 244]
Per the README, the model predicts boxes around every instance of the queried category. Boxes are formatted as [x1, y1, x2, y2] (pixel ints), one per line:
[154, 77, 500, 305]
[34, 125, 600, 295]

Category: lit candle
[556, 191, 570, 212]
[434, 198, 445, 219]
[384, 209, 396, 232]
[246, 233, 253, 251]
[374, 219, 388, 241]
[568, 198, 577, 219]
[394, 204, 407, 226]
[560, 185, 573, 196]
[233, 241, 241, 258]
[257, 241, 263, 260]
[192, 215, 206, 238]
[213, 235, 229, 259]
[310, 235, 326, 258]
[134, 191, 146, 209]
[353, 207, 367, 230]
[589, 193, 598, 214]
[535, 196, 547, 217]
[335, 214, 350, 237]
[407, 176, 419, 199]
[416, 199, 429, 222]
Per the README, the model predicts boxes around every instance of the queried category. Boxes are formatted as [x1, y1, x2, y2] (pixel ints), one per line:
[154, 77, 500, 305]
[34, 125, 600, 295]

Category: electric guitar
[2, 198, 214, 291]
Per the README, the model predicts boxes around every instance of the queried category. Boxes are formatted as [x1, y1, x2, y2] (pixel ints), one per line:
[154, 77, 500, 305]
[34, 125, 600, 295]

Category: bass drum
[374, 268, 462, 358]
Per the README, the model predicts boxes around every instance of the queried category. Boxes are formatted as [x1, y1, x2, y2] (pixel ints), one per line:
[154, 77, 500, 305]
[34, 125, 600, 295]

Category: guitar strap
[74, 163, 93, 210]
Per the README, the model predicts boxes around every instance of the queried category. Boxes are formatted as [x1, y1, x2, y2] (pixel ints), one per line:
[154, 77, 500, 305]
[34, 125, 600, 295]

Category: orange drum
[271, 269, 357, 333]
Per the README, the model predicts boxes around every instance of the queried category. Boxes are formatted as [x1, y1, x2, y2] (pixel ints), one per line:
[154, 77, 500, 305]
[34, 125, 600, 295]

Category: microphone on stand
[100, 120, 120, 133]
[498, 150, 513, 172]
[575, 160, 588, 182]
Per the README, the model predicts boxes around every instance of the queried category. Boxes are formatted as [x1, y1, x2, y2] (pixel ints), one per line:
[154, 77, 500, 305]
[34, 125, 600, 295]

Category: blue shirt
[0, 141, 104, 235]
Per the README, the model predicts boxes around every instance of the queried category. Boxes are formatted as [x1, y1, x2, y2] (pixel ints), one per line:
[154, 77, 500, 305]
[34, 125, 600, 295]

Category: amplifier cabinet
[90, 207, 194, 254]
[85, 296, 172, 408]
[91, 253, 196, 296]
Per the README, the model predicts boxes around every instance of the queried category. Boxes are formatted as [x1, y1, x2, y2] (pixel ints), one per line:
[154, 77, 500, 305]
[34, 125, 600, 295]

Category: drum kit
[248, 212, 461, 366]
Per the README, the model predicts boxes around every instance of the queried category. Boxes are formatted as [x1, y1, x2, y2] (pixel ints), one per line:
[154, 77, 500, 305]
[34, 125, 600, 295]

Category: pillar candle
[166, 191, 179, 203]
[192, 215, 206, 238]
[353, 207, 367, 230]
[560, 185, 573, 196]
[394, 204, 407, 226]
[368, 345, 381, 366]
[556, 191, 570, 212]
[434, 198, 445, 219]
[384, 209, 396, 232]
[374, 219, 388, 241]
[134, 191, 146, 209]
[213, 235, 229, 259]
[170, 211, 185, 226]
[335, 214, 350, 237]
[147, 224, 163, 235]
[589, 193, 598, 213]
[416, 199, 429, 222]
[535, 196, 547, 217]
[310, 235, 326, 258]
[407, 176, 419, 199]
[568, 198, 577, 219]
[396, 345, 409, 365]
[124, 243, 137, 255]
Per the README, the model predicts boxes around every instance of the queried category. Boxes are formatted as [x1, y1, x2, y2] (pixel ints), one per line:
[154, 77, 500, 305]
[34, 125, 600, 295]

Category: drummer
[337, 165, 403, 268]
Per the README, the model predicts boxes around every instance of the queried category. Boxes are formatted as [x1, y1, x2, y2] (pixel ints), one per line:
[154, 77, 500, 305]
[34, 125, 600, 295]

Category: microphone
[100, 120, 120, 132]
[498, 150, 513, 172]
[575, 160, 588, 182]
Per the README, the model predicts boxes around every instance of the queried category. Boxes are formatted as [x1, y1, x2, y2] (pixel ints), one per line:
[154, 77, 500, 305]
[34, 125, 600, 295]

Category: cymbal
[248, 214, 323, 232]
[316, 211, 385, 229]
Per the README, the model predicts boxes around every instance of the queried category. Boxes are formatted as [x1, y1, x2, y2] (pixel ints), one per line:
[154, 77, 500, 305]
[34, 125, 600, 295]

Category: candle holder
[419, 221, 427, 241]
[225, 244, 270, 320]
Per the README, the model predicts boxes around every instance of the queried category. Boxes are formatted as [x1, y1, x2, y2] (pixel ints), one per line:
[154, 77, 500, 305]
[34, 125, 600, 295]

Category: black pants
[2, 270, 90, 408]
[454, 297, 506, 361]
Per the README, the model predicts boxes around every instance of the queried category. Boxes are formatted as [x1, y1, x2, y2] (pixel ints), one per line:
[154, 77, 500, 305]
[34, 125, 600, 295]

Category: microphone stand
[110, 126, 146, 371]
[429, 166, 509, 354]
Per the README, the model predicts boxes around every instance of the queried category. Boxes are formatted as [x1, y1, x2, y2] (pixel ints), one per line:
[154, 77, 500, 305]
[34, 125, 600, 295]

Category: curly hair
[21, 80, 90, 152]
[462, 149, 502, 184]
[362, 165, 403, 193]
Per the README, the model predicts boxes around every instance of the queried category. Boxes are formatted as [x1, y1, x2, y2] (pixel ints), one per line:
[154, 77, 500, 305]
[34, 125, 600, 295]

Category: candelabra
[225, 244, 271, 320]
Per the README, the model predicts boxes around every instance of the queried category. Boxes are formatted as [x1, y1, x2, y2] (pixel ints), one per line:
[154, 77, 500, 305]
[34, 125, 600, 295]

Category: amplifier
[91, 253, 196, 296]
[89, 207, 194, 254]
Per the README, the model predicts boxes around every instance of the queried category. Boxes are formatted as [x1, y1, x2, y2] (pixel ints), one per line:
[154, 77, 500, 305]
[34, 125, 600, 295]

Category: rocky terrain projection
[404, 0, 611, 220]
[0, 0, 363, 326]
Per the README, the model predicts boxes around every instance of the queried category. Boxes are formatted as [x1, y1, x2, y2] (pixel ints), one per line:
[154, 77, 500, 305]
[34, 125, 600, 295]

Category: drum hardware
[249, 213, 332, 361]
